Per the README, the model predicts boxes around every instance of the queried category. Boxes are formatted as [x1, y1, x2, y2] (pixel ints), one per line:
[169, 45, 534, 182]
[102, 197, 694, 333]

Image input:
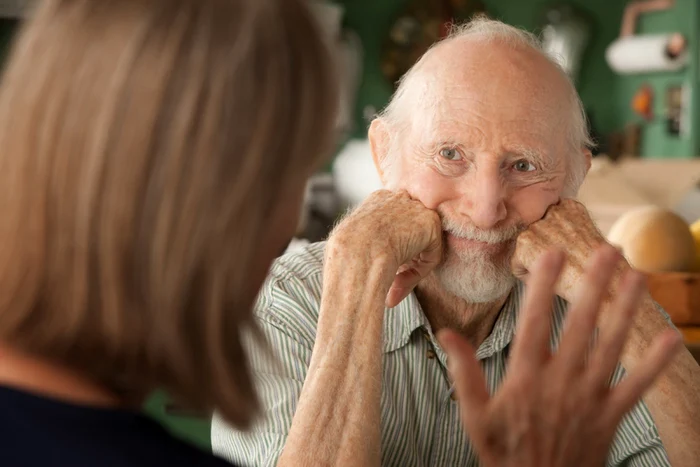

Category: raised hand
[440, 245, 682, 467]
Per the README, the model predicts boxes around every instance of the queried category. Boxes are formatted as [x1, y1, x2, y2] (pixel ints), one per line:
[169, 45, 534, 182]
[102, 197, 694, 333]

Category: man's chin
[435, 255, 517, 304]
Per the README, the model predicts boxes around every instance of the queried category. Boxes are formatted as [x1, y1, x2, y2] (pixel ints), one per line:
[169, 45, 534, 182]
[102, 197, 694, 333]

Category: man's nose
[459, 165, 507, 230]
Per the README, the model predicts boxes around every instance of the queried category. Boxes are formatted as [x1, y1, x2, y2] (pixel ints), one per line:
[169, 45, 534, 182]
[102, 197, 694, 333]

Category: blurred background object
[540, 3, 592, 83]
[332, 139, 383, 208]
[632, 84, 654, 120]
[381, 0, 486, 87]
[606, 0, 689, 75]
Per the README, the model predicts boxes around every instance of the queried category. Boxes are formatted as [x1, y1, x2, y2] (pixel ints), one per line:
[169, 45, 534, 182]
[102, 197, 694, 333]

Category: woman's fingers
[555, 246, 621, 377]
[586, 268, 646, 388]
[509, 249, 564, 374]
[607, 330, 682, 418]
[438, 329, 490, 439]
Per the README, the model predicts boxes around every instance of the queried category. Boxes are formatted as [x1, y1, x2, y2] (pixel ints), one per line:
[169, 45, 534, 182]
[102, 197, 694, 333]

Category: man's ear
[368, 118, 390, 185]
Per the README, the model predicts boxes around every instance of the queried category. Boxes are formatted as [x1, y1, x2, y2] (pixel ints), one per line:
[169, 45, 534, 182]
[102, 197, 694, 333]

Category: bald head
[378, 18, 592, 195]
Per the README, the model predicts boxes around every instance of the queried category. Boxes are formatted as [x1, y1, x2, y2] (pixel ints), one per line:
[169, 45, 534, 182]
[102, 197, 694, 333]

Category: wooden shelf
[647, 272, 700, 326]
[679, 326, 700, 344]
[679, 326, 700, 364]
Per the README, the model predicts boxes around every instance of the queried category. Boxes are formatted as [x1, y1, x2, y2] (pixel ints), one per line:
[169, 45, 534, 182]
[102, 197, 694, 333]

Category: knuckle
[570, 199, 586, 210]
[371, 189, 389, 200]
[522, 225, 539, 238]
[393, 189, 410, 201]
[427, 209, 441, 223]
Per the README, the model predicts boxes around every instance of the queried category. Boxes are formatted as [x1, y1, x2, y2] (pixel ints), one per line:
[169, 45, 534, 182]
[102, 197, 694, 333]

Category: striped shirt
[212, 241, 671, 466]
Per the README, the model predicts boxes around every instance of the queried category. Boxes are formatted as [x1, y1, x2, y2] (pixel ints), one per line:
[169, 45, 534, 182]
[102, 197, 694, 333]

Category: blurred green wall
[613, 0, 698, 158]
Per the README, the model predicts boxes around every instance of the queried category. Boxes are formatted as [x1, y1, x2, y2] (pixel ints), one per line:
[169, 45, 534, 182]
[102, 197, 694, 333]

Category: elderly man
[213, 18, 700, 466]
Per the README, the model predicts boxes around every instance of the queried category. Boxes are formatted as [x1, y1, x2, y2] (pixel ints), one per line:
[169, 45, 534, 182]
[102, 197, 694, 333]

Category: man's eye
[439, 148, 461, 161]
[513, 160, 536, 172]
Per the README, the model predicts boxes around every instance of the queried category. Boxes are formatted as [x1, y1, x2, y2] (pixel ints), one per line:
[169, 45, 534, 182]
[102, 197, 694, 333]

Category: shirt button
[450, 390, 458, 401]
[426, 349, 436, 359]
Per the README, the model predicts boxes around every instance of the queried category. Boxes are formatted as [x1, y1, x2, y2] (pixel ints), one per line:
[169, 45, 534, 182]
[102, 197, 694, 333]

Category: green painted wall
[336, 0, 699, 158]
[332, 0, 411, 139]
[694, 0, 700, 158]
[613, 0, 697, 158]
[143, 391, 211, 451]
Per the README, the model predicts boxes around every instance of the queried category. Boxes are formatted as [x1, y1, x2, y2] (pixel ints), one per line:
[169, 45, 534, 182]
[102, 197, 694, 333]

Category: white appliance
[332, 139, 383, 207]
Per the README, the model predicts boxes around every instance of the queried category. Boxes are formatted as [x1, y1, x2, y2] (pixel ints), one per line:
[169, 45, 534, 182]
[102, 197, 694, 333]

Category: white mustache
[442, 219, 522, 244]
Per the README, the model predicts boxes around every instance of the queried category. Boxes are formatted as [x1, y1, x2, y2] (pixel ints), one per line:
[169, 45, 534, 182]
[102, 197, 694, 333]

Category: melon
[607, 206, 696, 273]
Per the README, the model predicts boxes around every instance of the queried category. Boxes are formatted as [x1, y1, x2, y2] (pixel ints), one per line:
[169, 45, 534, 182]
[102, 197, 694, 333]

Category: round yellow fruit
[607, 206, 696, 273]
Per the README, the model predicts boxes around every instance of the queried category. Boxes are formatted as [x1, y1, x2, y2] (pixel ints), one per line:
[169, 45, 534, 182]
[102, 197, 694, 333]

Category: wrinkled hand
[512, 199, 614, 302]
[328, 190, 442, 307]
[439, 245, 682, 467]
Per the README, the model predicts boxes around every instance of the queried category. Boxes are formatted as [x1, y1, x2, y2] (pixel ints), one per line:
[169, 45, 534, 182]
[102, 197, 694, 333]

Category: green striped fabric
[212, 242, 670, 466]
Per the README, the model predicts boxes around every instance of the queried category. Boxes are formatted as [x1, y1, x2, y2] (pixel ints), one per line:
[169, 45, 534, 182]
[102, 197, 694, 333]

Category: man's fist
[328, 190, 443, 307]
[511, 199, 617, 302]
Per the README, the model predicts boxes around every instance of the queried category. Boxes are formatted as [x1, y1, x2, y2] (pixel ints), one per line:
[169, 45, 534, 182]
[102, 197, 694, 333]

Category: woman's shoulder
[0, 385, 241, 467]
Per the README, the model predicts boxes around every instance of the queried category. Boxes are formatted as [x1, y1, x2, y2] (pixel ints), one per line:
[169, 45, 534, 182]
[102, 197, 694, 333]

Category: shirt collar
[382, 292, 428, 353]
[474, 281, 524, 359]
[382, 281, 526, 359]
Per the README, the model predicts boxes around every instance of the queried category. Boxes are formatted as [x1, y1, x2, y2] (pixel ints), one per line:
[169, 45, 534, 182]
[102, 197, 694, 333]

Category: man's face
[380, 41, 571, 303]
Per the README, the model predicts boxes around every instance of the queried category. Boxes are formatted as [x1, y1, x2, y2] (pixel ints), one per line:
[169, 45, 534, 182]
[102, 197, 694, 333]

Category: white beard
[435, 219, 521, 303]
[435, 245, 516, 303]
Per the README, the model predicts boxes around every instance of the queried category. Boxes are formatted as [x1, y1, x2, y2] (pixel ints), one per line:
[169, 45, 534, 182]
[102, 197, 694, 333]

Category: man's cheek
[399, 172, 457, 210]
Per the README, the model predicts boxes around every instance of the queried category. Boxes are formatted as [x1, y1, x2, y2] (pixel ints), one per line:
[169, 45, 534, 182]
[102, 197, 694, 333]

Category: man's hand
[440, 246, 682, 467]
[510, 197, 700, 466]
[280, 190, 442, 466]
[511, 199, 612, 302]
[329, 190, 442, 307]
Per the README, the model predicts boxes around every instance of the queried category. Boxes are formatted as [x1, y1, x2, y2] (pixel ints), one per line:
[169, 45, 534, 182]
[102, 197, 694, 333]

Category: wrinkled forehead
[405, 40, 572, 150]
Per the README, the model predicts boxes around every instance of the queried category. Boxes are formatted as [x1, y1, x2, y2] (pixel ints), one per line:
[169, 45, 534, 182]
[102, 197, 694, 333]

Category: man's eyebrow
[509, 145, 556, 168]
[416, 139, 457, 155]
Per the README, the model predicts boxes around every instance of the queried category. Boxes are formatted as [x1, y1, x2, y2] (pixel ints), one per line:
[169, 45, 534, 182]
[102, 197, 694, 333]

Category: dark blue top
[0, 385, 237, 467]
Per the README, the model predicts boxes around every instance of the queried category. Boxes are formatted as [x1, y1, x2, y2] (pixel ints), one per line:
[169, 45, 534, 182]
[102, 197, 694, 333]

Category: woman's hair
[0, 0, 338, 427]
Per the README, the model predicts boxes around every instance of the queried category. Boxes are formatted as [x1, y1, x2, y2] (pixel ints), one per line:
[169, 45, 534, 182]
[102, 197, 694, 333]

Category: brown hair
[0, 0, 338, 427]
